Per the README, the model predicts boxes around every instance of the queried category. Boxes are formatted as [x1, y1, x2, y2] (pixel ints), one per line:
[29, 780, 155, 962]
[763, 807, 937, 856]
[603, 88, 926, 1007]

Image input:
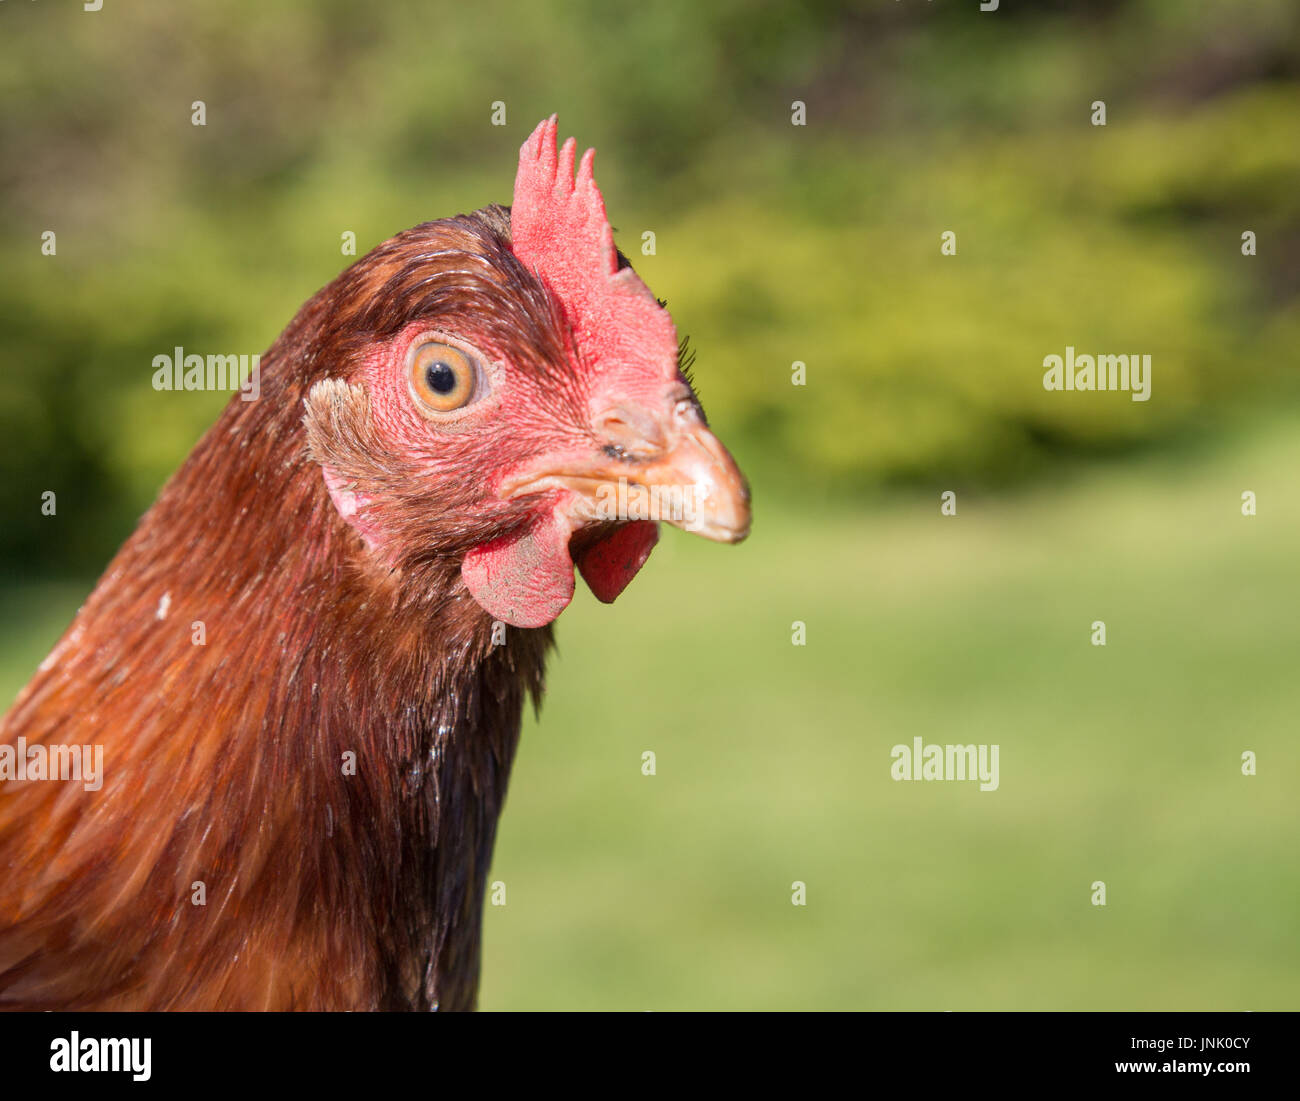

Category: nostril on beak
[592, 404, 665, 456]
[594, 411, 629, 438]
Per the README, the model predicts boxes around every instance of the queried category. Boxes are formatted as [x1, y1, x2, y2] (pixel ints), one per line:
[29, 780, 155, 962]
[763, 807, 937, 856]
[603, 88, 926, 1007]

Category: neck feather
[0, 371, 551, 1010]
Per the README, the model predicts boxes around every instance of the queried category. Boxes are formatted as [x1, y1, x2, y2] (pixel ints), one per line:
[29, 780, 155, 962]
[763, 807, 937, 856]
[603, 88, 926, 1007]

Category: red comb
[510, 116, 678, 382]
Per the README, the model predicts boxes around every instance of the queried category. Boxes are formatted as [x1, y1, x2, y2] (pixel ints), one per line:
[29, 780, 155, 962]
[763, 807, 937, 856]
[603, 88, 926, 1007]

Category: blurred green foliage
[2, 0, 1298, 574]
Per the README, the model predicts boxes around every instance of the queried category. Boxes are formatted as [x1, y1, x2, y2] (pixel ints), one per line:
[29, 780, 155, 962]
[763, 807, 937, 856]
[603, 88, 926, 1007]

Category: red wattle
[576, 521, 659, 603]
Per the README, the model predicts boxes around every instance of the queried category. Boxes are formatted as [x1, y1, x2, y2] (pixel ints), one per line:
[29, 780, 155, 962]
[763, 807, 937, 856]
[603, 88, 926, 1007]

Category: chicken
[0, 117, 750, 1011]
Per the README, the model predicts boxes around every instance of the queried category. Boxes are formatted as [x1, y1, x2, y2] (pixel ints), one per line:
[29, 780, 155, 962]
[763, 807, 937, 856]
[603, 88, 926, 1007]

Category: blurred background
[1, 0, 1297, 1008]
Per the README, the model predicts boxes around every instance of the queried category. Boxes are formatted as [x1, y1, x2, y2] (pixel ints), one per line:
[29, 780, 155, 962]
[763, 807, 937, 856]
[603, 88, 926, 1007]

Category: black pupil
[425, 362, 457, 395]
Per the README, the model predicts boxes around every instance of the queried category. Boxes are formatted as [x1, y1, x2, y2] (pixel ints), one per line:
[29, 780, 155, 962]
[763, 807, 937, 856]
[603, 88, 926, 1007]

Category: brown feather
[0, 207, 558, 1009]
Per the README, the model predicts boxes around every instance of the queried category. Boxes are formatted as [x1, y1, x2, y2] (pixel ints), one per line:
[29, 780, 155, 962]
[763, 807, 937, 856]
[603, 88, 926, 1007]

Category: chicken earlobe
[303, 377, 399, 557]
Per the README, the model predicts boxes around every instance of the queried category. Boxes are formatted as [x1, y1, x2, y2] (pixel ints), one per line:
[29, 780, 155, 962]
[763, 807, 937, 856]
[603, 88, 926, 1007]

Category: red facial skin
[323, 318, 680, 627]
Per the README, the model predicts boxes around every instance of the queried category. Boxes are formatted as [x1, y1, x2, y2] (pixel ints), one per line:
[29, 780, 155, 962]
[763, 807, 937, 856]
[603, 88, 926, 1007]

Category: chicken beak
[501, 399, 752, 544]
[609, 415, 752, 543]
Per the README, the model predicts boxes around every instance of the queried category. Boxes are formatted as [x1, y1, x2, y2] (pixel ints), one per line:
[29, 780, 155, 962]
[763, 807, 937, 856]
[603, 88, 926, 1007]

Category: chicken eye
[408, 341, 481, 414]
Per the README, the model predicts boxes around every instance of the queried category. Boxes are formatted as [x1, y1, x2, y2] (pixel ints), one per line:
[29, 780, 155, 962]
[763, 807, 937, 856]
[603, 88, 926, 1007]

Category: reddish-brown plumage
[0, 121, 749, 1010]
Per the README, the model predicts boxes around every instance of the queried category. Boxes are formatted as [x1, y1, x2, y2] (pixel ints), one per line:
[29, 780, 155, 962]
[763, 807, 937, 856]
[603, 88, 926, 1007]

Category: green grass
[3, 418, 1297, 1010]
